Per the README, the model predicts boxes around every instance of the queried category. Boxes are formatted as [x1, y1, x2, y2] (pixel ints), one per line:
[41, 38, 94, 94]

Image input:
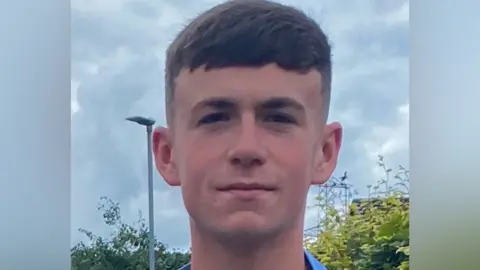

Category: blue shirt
[178, 250, 326, 270]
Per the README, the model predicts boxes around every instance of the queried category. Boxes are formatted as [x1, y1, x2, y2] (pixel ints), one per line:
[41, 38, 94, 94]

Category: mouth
[217, 183, 276, 200]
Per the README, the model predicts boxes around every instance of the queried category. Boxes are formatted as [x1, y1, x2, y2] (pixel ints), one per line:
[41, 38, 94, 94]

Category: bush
[71, 197, 190, 270]
[305, 156, 410, 270]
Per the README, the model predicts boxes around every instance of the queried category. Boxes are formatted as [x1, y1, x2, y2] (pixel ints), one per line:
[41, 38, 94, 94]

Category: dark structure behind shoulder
[349, 197, 410, 216]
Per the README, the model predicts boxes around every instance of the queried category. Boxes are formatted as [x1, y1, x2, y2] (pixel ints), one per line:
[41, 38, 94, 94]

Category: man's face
[154, 64, 341, 239]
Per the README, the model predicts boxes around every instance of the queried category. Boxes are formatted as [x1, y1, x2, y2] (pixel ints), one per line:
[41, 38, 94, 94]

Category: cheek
[177, 151, 209, 213]
[271, 139, 313, 173]
[270, 139, 315, 198]
[176, 137, 223, 189]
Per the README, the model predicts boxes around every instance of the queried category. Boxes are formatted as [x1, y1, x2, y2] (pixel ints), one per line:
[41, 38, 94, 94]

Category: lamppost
[126, 116, 156, 270]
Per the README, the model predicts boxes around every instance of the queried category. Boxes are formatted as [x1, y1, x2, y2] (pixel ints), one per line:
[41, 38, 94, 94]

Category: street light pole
[126, 116, 156, 270]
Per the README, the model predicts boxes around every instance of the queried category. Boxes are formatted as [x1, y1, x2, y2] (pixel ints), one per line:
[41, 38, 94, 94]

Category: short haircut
[165, 0, 332, 121]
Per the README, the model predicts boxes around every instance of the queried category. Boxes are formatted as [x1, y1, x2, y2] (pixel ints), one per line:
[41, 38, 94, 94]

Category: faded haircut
[165, 0, 332, 122]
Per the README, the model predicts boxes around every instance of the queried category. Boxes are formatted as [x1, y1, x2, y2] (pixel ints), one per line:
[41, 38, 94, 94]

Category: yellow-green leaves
[305, 158, 410, 269]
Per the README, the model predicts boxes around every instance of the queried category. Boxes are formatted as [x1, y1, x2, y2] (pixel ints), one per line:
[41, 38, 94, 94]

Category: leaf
[396, 246, 410, 256]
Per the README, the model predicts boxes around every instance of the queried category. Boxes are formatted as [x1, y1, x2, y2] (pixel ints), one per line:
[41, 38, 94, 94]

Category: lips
[217, 183, 276, 200]
[217, 182, 276, 192]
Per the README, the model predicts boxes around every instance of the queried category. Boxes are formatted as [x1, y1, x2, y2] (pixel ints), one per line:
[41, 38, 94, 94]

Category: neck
[189, 221, 306, 270]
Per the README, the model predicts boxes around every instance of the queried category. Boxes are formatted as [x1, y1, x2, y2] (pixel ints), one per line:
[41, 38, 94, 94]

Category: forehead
[173, 64, 324, 110]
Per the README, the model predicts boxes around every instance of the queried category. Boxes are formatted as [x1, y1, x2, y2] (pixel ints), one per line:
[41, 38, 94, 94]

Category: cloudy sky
[71, 0, 409, 250]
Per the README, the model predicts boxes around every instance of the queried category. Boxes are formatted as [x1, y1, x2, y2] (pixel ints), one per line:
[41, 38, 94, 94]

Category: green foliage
[71, 197, 190, 270]
[305, 156, 410, 270]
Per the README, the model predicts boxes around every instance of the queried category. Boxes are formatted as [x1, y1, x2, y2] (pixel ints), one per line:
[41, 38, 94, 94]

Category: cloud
[71, 0, 409, 249]
[360, 103, 409, 182]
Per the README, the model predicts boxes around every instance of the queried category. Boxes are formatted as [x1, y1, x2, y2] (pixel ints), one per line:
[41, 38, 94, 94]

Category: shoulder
[177, 263, 191, 270]
[304, 250, 327, 270]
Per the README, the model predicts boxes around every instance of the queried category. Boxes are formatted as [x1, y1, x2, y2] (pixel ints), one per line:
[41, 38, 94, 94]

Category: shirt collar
[304, 250, 327, 270]
[177, 250, 326, 270]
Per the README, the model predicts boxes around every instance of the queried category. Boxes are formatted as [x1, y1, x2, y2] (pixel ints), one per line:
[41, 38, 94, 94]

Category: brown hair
[165, 0, 332, 121]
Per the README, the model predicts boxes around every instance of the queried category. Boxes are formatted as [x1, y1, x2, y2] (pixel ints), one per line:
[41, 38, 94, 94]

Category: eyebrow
[191, 96, 305, 113]
[259, 97, 305, 112]
[192, 97, 237, 111]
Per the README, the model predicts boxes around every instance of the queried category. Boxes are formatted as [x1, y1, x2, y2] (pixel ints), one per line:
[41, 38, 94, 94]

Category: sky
[71, 0, 409, 250]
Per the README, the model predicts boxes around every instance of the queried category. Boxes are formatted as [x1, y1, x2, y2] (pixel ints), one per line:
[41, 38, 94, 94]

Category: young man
[153, 0, 342, 269]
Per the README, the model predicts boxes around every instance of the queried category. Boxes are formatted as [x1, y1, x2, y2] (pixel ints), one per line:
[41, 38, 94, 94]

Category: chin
[216, 214, 278, 237]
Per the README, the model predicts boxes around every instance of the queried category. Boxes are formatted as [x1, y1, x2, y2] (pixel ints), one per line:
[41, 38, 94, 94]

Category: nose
[227, 113, 266, 168]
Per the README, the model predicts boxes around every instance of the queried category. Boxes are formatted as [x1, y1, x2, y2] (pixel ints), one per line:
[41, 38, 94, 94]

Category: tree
[71, 197, 190, 270]
[305, 157, 410, 270]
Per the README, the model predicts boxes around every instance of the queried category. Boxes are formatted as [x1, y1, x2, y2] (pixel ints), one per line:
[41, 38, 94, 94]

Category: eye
[264, 113, 296, 124]
[197, 112, 230, 125]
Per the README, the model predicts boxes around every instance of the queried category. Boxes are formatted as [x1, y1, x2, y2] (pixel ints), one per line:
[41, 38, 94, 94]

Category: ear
[311, 122, 343, 185]
[153, 126, 180, 186]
